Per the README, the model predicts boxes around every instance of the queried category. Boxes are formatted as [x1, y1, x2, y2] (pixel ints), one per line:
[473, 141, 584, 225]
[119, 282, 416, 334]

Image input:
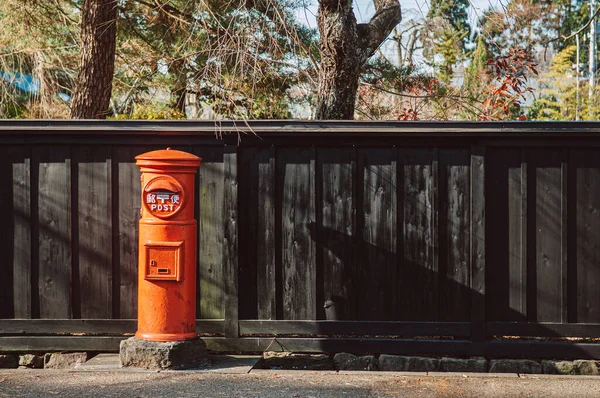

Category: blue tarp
[0, 71, 40, 93]
[0, 71, 71, 101]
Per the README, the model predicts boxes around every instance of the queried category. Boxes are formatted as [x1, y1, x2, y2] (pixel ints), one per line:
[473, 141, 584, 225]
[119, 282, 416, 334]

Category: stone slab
[379, 355, 440, 372]
[541, 360, 576, 375]
[439, 357, 488, 373]
[489, 359, 542, 374]
[119, 337, 208, 370]
[262, 352, 333, 370]
[75, 353, 121, 371]
[19, 354, 44, 369]
[333, 353, 378, 371]
[44, 352, 89, 369]
[75, 353, 259, 373]
[574, 360, 600, 375]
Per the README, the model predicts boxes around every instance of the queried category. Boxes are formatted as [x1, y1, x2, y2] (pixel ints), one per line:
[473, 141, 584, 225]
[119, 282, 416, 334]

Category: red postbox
[134, 148, 201, 342]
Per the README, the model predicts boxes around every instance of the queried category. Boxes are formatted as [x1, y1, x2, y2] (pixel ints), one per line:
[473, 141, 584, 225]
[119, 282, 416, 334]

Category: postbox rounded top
[136, 148, 201, 170]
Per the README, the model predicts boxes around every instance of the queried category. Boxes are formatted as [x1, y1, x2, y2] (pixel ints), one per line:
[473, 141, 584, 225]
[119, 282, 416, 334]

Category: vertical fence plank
[399, 149, 436, 320]
[0, 148, 31, 319]
[0, 150, 18, 318]
[12, 150, 31, 318]
[35, 147, 72, 319]
[358, 148, 397, 321]
[239, 147, 276, 320]
[486, 149, 523, 321]
[256, 148, 276, 320]
[279, 148, 316, 320]
[114, 147, 141, 319]
[318, 148, 356, 320]
[196, 147, 225, 319]
[560, 156, 568, 324]
[519, 151, 528, 319]
[224, 147, 239, 337]
[440, 149, 471, 321]
[532, 150, 563, 322]
[470, 147, 485, 342]
[572, 150, 600, 323]
[238, 148, 258, 320]
[76, 146, 112, 319]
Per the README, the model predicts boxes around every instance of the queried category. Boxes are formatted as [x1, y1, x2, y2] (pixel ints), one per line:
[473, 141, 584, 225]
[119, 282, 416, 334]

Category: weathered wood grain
[278, 148, 316, 320]
[439, 149, 471, 321]
[239, 320, 470, 337]
[4, 148, 31, 318]
[239, 147, 276, 320]
[486, 149, 527, 322]
[399, 149, 436, 320]
[76, 146, 112, 319]
[238, 148, 257, 320]
[572, 150, 600, 323]
[0, 150, 14, 317]
[0, 319, 223, 335]
[196, 147, 225, 319]
[35, 146, 72, 319]
[358, 148, 397, 321]
[223, 147, 239, 337]
[256, 148, 276, 320]
[114, 146, 142, 319]
[531, 150, 564, 322]
[470, 147, 485, 342]
[318, 148, 356, 320]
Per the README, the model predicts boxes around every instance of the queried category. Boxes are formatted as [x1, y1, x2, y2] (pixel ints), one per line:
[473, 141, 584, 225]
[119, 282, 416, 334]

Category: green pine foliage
[427, 0, 471, 50]
[424, 0, 471, 85]
[530, 45, 600, 120]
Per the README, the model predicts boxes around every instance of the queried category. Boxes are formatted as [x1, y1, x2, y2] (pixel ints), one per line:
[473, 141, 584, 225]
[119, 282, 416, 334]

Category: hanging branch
[542, 5, 600, 45]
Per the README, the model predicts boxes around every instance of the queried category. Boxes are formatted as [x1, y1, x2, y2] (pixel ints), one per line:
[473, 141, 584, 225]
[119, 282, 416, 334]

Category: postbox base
[134, 331, 199, 342]
[119, 337, 208, 370]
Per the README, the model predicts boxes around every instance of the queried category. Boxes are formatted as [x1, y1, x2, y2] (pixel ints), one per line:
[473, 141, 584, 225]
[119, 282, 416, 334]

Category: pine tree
[427, 0, 471, 50]
[71, 0, 118, 119]
[530, 45, 600, 120]
[423, 0, 471, 84]
[464, 35, 489, 91]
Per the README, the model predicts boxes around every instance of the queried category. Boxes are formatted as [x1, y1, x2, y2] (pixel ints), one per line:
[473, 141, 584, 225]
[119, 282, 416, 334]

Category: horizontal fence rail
[2, 120, 600, 358]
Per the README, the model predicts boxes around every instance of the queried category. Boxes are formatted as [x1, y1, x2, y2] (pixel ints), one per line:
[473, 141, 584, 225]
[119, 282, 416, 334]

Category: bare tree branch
[358, 0, 401, 57]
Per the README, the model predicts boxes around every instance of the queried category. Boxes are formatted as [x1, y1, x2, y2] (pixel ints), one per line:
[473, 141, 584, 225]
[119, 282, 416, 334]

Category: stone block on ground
[120, 337, 208, 370]
[379, 355, 439, 372]
[44, 352, 89, 369]
[262, 352, 333, 370]
[19, 354, 44, 369]
[574, 360, 600, 375]
[0, 354, 18, 369]
[333, 353, 378, 371]
[489, 359, 541, 374]
[439, 357, 488, 373]
[541, 360, 576, 375]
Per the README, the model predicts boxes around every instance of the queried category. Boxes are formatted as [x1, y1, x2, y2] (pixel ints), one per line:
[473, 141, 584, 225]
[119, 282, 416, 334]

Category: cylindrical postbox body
[135, 148, 201, 342]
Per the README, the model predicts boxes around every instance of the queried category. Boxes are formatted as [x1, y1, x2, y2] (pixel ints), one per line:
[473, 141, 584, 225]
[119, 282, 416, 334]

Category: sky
[293, 0, 508, 71]
[295, 0, 506, 30]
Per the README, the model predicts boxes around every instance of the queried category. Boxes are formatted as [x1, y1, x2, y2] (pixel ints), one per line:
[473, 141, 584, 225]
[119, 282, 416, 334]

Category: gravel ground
[1, 369, 600, 397]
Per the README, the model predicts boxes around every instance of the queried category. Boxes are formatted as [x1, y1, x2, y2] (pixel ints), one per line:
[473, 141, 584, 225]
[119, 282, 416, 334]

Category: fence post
[224, 146, 239, 338]
[471, 146, 486, 343]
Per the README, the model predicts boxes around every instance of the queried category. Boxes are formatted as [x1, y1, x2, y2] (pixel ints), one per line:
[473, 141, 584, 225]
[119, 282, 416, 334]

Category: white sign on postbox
[143, 176, 185, 218]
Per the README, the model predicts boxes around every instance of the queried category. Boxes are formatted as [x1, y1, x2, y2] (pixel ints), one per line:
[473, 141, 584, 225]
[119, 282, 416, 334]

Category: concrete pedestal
[119, 337, 208, 370]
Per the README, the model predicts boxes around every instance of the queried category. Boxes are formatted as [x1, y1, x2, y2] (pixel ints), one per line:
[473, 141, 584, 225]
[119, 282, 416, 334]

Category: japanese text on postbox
[145, 191, 181, 213]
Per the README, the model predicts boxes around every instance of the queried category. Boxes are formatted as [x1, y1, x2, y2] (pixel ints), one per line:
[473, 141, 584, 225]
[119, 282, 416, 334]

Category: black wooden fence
[2, 120, 600, 358]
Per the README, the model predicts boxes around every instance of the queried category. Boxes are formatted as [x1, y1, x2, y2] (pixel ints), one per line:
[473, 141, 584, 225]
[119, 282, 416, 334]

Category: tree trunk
[315, 0, 401, 119]
[171, 59, 187, 114]
[71, 0, 118, 119]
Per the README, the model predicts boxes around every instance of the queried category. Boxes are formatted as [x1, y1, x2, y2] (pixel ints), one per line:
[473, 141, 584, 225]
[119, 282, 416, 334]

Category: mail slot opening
[144, 241, 183, 281]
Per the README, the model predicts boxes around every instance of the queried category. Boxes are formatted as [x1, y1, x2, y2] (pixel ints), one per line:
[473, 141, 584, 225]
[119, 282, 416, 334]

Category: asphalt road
[2, 369, 600, 398]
